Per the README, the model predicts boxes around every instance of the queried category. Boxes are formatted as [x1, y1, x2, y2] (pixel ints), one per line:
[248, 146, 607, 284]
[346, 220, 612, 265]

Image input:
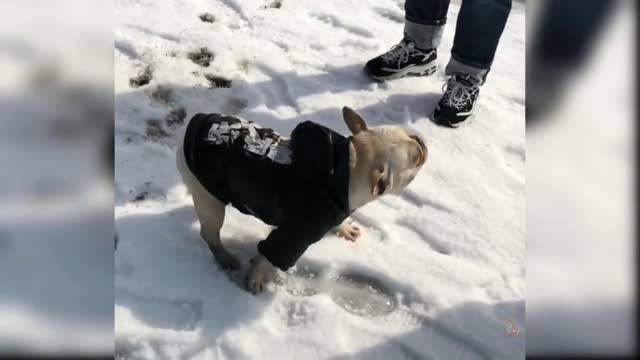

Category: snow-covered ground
[114, 1, 525, 359]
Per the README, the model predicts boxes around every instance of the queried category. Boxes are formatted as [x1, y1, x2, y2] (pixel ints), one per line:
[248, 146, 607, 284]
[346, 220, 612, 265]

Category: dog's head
[343, 106, 427, 210]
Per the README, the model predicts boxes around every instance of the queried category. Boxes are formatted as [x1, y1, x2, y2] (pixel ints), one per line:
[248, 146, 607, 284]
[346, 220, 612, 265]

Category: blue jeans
[404, 0, 511, 84]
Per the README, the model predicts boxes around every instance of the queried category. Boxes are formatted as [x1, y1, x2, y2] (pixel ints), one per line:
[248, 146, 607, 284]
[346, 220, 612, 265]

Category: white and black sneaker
[433, 74, 480, 128]
[365, 37, 437, 81]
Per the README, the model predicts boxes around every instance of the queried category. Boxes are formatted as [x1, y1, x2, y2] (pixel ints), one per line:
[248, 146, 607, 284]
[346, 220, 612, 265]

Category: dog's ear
[343, 106, 368, 135]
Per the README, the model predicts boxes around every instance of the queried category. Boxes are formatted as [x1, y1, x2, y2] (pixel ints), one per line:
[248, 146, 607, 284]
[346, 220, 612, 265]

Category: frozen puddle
[330, 273, 396, 317]
[276, 262, 323, 297]
[279, 265, 397, 317]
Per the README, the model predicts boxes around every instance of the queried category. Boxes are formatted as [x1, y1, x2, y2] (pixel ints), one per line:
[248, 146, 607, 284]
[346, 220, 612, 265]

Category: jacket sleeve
[257, 216, 336, 271]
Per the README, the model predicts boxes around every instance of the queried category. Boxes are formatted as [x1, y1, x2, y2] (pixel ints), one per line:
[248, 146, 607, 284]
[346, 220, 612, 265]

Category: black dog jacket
[183, 113, 352, 271]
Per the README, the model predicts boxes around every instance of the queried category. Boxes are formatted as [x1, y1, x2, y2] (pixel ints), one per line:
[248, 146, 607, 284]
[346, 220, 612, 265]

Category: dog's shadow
[114, 205, 275, 358]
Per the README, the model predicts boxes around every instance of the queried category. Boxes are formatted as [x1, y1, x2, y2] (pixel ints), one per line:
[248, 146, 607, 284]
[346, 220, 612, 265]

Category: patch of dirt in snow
[149, 84, 174, 105]
[145, 119, 170, 140]
[165, 107, 187, 128]
[261, 1, 283, 9]
[187, 47, 215, 67]
[199, 13, 215, 23]
[204, 74, 232, 89]
[129, 65, 153, 87]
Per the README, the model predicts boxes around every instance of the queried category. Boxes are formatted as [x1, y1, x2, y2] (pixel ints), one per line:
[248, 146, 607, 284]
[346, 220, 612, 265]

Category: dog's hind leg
[176, 146, 241, 271]
[192, 192, 240, 271]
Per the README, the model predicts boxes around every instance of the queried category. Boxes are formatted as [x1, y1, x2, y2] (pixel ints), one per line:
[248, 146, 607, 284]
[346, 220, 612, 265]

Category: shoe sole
[431, 101, 476, 128]
[431, 113, 474, 128]
[449, 118, 472, 128]
[367, 61, 437, 81]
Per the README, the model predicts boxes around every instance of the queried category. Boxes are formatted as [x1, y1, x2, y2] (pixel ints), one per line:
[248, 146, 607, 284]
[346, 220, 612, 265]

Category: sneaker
[433, 74, 480, 127]
[365, 37, 437, 81]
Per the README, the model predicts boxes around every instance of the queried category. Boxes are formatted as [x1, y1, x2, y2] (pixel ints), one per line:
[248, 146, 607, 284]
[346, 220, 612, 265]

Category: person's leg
[364, 0, 450, 80]
[404, 0, 451, 50]
[445, 0, 512, 84]
[433, 0, 511, 127]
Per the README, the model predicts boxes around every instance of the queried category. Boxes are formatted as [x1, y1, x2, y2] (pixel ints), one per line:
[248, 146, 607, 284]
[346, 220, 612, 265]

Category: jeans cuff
[404, 19, 444, 49]
[445, 57, 489, 85]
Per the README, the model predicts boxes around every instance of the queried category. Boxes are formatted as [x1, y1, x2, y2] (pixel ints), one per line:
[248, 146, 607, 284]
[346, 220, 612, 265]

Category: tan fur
[176, 145, 240, 270]
[345, 107, 427, 210]
[177, 107, 427, 294]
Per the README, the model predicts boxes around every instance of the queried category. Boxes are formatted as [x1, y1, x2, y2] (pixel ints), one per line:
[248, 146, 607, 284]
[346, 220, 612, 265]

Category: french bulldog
[176, 107, 427, 294]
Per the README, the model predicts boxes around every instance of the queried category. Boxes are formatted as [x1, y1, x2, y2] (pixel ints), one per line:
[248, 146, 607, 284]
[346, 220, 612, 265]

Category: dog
[176, 107, 427, 294]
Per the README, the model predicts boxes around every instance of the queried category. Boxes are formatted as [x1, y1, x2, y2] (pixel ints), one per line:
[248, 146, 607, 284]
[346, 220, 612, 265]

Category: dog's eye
[376, 177, 387, 196]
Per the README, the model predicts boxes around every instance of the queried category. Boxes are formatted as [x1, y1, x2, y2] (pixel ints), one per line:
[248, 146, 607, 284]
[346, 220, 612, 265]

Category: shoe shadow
[328, 299, 526, 360]
[115, 204, 525, 359]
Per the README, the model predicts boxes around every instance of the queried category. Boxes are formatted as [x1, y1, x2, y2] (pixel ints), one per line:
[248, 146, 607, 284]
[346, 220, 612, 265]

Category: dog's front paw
[335, 221, 361, 242]
[245, 255, 276, 294]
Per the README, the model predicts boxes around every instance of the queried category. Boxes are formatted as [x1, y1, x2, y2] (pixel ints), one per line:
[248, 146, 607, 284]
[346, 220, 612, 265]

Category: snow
[115, 0, 525, 359]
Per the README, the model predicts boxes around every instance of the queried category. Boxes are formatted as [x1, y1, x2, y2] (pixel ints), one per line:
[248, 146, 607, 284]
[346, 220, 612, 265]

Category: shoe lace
[381, 40, 414, 66]
[441, 75, 479, 110]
